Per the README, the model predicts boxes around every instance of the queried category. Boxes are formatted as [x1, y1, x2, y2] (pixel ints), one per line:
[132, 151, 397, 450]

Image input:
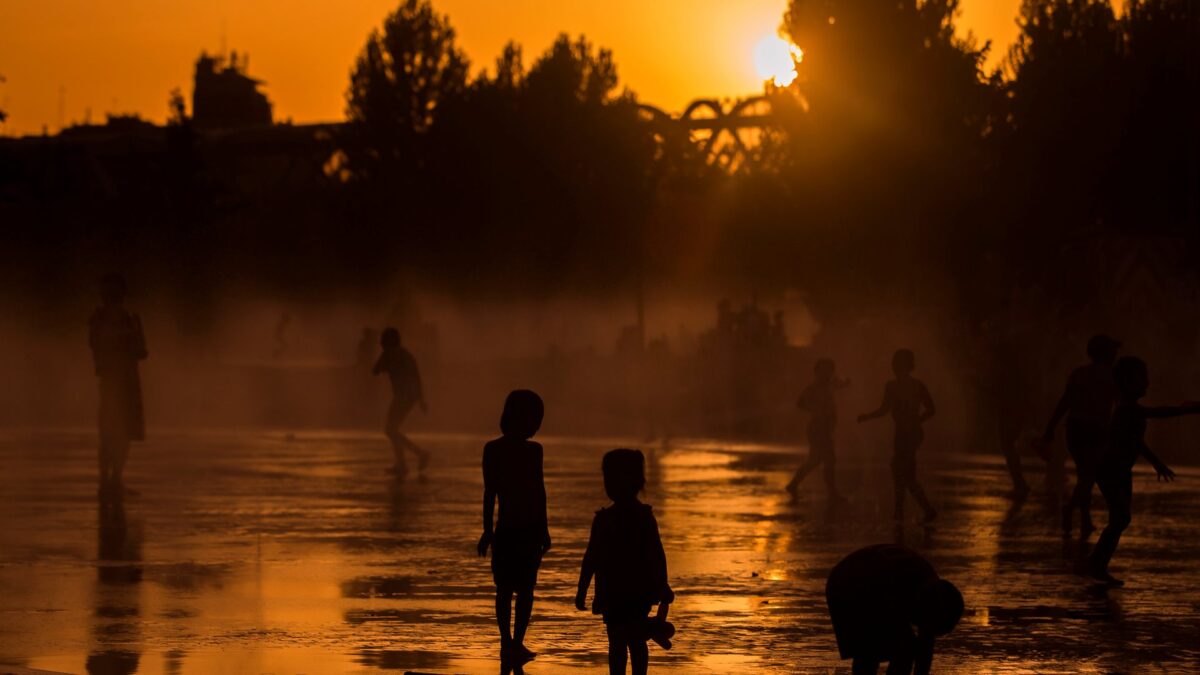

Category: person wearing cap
[826, 544, 964, 675]
[1042, 334, 1120, 536]
[88, 273, 148, 495]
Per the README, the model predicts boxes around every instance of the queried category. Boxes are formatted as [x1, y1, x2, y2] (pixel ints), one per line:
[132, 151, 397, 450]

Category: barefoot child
[1087, 357, 1198, 586]
[576, 449, 674, 675]
[859, 349, 938, 523]
[787, 358, 848, 500]
[372, 327, 429, 475]
[478, 390, 551, 662]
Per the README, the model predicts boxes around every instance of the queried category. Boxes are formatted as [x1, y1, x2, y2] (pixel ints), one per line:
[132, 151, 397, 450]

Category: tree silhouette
[343, 0, 470, 181]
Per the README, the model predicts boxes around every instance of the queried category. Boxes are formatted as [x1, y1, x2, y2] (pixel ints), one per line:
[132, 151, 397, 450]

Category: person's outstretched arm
[1043, 377, 1074, 442]
[1139, 445, 1176, 482]
[575, 518, 598, 611]
[1140, 403, 1200, 419]
[919, 382, 936, 423]
[371, 351, 387, 376]
[858, 384, 892, 422]
[478, 449, 497, 557]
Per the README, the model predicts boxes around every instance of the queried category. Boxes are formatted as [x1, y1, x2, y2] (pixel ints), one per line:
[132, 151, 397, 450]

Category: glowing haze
[0, 0, 1019, 136]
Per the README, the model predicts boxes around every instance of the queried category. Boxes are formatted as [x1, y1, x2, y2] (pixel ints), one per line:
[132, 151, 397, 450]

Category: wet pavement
[1, 430, 1199, 674]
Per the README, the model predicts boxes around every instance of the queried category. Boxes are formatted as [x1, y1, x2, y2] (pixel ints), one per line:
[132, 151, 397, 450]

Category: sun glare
[753, 35, 803, 87]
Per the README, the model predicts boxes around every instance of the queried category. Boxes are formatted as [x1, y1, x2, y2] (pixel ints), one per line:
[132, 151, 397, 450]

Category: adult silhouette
[88, 273, 147, 495]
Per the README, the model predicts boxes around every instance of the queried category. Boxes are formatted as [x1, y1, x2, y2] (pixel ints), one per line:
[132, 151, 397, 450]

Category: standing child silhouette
[576, 448, 674, 675]
[1087, 357, 1197, 586]
[478, 390, 551, 663]
[859, 349, 938, 523]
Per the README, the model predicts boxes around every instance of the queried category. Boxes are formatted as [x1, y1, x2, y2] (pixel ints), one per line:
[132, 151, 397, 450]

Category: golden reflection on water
[1, 432, 1199, 673]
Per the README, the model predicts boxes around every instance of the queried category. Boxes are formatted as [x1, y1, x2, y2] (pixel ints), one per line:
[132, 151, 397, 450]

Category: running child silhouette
[478, 390, 551, 663]
[859, 349, 938, 523]
[1087, 357, 1198, 586]
[787, 358, 849, 500]
[1043, 334, 1120, 536]
[576, 448, 674, 675]
[372, 327, 429, 476]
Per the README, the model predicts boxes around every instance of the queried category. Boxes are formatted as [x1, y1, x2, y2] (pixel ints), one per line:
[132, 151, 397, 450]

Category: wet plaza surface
[1, 430, 1199, 674]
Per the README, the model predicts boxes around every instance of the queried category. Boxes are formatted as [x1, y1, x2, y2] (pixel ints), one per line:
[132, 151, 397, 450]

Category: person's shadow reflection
[87, 494, 143, 675]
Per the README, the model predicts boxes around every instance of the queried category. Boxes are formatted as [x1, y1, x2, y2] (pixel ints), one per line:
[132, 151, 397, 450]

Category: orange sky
[0, 0, 1020, 137]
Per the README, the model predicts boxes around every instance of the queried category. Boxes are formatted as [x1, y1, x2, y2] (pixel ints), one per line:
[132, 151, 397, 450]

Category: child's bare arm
[371, 352, 387, 376]
[1043, 383, 1073, 442]
[1140, 446, 1176, 482]
[478, 450, 497, 557]
[919, 382, 936, 422]
[575, 521, 597, 610]
[858, 386, 892, 422]
[1140, 404, 1200, 420]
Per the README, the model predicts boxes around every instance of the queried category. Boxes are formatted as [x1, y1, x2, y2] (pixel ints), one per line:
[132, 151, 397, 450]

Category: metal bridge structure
[637, 95, 780, 171]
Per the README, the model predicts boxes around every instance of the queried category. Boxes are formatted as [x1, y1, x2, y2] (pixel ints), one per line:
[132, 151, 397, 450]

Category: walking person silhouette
[576, 448, 674, 675]
[1043, 334, 1119, 536]
[826, 544, 963, 674]
[478, 390, 551, 664]
[1087, 356, 1198, 586]
[859, 349, 938, 523]
[88, 273, 147, 495]
[787, 358, 848, 501]
[372, 327, 429, 476]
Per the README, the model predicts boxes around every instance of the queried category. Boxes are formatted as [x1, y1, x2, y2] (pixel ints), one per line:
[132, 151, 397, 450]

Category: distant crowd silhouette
[91, 273, 1197, 674]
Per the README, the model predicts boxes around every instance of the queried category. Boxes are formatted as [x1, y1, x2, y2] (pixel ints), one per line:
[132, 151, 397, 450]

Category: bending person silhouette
[88, 273, 147, 495]
[859, 350, 937, 523]
[576, 448, 674, 675]
[372, 327, 428, 476]
[1087, 357, 1197, 586]
[787, 358, 848, 500]
[827, 544, 963, 675]
[1043, 334, 1119, 536]
[478, 390, 551, 663]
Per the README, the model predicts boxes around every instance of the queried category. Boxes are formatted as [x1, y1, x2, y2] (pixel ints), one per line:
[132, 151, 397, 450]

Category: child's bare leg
[606, 623, 628, 675]
[787, 456, 822, 492]
[885, 652, 915, 675]
[495, 586, 513, 648]
[385, 427, 408, 473]
[628, 637, 649, 675]
[513, 587, 534, 649]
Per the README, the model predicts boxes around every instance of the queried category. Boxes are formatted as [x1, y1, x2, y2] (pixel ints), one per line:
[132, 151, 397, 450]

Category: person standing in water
[859, 349, 938, 523]
[787, 358, 849, 501]
[1042, 334, 1120, 536]
[1087, 356, 1196, 586]
[576, 448, 674, 675]
[372, 327, 429, 475]
[88, 273, 148, 495]
[478, 390, 551, 664]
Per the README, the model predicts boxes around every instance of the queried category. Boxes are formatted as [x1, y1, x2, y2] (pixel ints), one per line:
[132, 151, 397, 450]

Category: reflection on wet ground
[1, 430, 1199, 673]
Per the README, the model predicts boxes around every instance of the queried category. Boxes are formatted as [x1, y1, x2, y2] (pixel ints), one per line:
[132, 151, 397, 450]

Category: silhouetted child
[859, 349, 938, 523]
[372, 327, 428, 475]
[991, 334, 1033, 501]
[88, 273, 147, 494]
[787, 358, 849, 500]
[478, 390, 551, 663]
[827, 544, 963, 675]
[1043, 333, 1120, 535]
[576, 448, 674, 675]
[1087, 357, 1197, 586]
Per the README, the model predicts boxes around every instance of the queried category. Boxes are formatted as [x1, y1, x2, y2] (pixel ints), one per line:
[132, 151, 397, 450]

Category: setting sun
[753, 34, 802, 87]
